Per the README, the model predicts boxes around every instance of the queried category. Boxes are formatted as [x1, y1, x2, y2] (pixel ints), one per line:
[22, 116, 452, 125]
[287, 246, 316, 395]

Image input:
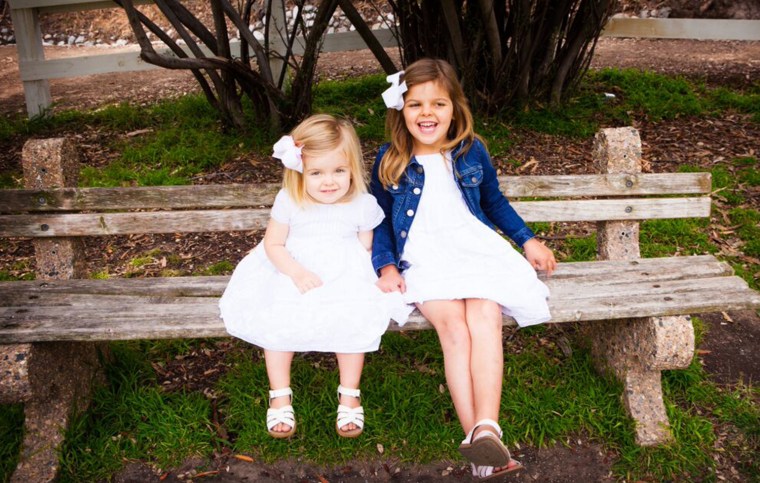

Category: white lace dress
[219, 190, 408, 353]
[401, 153, 551, 327]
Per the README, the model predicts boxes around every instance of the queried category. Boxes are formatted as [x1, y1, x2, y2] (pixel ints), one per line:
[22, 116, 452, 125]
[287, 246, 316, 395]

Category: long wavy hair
[282, 114, 367, 205]
[378, 58, 478, 188]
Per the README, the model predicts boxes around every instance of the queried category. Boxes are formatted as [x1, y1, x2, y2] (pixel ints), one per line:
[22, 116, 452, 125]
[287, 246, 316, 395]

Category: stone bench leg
[591, 128, 696, 446]
[588, 316, 694, 445]
[1, 139, 108, 482]
[3, 342, 105, 483]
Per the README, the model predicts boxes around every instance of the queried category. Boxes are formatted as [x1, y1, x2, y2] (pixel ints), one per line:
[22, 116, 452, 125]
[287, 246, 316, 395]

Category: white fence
[9, 0, 760, 117]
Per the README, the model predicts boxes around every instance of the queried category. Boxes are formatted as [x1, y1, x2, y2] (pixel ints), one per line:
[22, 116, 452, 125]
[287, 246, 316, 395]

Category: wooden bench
[1, 128, 759, 481]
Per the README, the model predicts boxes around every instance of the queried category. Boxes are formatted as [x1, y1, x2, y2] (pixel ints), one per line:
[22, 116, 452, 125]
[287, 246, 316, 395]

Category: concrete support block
[5, 138, 107, 482]
[587, 127, 695, 446]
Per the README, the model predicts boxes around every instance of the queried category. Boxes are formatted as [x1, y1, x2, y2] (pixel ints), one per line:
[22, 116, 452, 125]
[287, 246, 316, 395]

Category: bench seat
[2, 255, 757, 343]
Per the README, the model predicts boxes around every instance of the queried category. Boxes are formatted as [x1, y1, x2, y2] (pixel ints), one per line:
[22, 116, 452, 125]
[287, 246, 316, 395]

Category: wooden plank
[2, 282, 758, 342]
[603, 18, 760, 41]
[18, 29, 398, 81]
[0, 197, 711, 237]
[12, 0, 152, 14]
[503, 173, 711, 198]
[0, 184, 281, 212]
[513, 197, 711, 222]
[0, 174, 710, 212]
[0, 208, 270, 237]
[0, 255, 735, 299]
[4, 275, 749, 308]
[9, 5, 52, 117]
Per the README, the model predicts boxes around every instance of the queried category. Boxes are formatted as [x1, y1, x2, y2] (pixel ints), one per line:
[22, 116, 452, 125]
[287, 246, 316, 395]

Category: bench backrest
[0, 173, 711, 238]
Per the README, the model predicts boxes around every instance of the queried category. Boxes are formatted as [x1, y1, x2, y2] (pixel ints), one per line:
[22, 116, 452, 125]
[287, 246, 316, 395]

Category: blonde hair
[379, 58, 478, 188]
[282, 114, 367, 205]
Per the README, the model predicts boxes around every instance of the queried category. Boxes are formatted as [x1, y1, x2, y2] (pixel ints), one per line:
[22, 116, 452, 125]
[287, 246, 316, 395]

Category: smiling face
[302, 147, 352, 204]
[402, 80, 454, 156]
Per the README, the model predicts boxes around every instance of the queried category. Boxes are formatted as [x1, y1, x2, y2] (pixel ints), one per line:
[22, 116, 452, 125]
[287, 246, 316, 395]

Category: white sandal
[471, 460, 524, 481]
[459, 418, 512, 466]
[336, 385, 364, 438]
[266, 387, 295, 439]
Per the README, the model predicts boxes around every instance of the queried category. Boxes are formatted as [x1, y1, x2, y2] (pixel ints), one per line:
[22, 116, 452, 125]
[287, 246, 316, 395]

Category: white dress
[219, 190, 408, 353]
[401, 153, 551, 327]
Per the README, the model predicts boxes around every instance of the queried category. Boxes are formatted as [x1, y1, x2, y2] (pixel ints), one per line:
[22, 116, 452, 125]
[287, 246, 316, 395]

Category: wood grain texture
[1, 256, 758, 343]
[0, 174, 710, 212]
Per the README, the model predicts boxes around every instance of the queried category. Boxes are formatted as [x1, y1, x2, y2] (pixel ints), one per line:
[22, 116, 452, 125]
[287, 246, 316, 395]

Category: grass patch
[0, 404, 23, 483]
[313, 74, 388, 142]
[58, 342, 216, 482]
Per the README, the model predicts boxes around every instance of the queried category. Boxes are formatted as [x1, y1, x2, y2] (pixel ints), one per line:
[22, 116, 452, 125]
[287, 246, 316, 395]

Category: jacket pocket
[458, 166, 484, 187]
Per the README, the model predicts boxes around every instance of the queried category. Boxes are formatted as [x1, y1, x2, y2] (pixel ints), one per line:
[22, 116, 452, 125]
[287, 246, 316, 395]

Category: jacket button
[400, 230, 407, 238]
[416, 167, 423, 174]
[471, 177, 477, 183]
[406, 209, 414, 216]
[392, 184, 399, 190]
[413, 187, 421, 195]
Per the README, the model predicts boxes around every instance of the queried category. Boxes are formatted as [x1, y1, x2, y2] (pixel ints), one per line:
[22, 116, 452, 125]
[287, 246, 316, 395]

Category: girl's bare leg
[336, 352, 365, 431]
[464, 299, 504, 440]
[417, 300, 475, 433]
[264, 349, 295, 433]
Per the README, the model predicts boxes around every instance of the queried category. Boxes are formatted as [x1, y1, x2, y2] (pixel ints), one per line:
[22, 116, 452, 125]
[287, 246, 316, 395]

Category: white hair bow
[382, 71, 407, 111]
[272, 135, 303, 173]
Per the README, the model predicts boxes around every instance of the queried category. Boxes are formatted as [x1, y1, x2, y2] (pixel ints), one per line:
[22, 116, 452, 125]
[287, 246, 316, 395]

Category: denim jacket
[370, 138, 535, 274]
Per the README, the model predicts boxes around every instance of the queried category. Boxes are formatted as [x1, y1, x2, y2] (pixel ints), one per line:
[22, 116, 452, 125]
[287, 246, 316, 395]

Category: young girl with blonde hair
[372, 59, 556, 479]
[220, 114, 406, 439]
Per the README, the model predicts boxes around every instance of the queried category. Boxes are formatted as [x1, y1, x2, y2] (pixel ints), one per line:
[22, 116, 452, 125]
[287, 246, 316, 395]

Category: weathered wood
[1, 277, 758, 342]
[0, 255, 736, 298]
[0, 174, 710, 213]
[9, 6, 51, 118]
[0, 209, 270, 237]
[0, 183, 281, 212]
[603, 18, 760, 41]
[502, 173, 711, 198]
[0, 197, 710, 237]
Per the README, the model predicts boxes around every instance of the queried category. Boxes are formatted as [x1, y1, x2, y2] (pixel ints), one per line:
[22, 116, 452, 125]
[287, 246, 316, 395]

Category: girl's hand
[523, 238, 557, 276]
[377, 265, 406, 293]
[291, 270, 323, 294]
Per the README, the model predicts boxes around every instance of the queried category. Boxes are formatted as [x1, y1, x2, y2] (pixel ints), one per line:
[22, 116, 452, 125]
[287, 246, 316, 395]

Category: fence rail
[8, 0, 760, 117]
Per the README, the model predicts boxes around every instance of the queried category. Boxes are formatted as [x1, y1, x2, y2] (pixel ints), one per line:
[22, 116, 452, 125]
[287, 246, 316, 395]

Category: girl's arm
[358, 230, 373, 251]
[370, 148, 401, 274]
[474, 141, 557, 274]
[263, 218, 322, 293]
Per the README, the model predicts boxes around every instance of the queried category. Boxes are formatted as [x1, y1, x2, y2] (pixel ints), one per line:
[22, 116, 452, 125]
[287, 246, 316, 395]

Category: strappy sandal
[336, 385, 364, 438]
[266, 387, 296, 439]
[471, 460, 524, 481]
[459, 418, 513, 467]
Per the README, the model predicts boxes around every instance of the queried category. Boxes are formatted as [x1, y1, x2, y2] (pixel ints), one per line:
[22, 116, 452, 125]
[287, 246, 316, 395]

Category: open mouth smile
[418, 121, 437, 134]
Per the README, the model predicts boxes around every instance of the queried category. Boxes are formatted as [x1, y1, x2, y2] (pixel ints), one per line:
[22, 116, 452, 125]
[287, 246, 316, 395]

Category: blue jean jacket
[370, 138, 535, 274]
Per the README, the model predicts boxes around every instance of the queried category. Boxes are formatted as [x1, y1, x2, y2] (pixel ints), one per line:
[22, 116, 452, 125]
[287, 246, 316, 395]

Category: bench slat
[0, 255, 734, 298]
[0, 197, 711, 237]
[0, 173, 711, 212]
[2, 276, 748, 307]
[1, 279, 758, 342]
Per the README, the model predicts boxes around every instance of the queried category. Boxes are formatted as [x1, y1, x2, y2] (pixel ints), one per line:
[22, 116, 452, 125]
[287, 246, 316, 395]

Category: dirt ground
[2, 38, 760, 115]
[1, 37, 760, 483]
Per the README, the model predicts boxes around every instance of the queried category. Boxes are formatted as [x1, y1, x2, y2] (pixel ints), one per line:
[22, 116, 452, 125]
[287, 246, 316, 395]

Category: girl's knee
[434, 316, 470, 346]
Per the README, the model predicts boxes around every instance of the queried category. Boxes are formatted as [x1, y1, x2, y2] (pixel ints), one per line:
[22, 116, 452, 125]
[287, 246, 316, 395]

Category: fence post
[9, 4, 52, 117]
[8, 139, 105, 483]
[587, 127, 695, 446]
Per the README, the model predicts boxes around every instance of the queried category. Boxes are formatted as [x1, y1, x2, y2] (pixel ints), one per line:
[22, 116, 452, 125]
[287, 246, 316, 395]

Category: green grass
[0, 325, 745, 482]
[0, 404, 23, 482]
[56, 343, 216, 482]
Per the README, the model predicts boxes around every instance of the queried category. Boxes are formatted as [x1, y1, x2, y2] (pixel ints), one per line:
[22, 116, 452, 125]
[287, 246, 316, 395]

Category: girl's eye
[336, 168, 346, 173]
